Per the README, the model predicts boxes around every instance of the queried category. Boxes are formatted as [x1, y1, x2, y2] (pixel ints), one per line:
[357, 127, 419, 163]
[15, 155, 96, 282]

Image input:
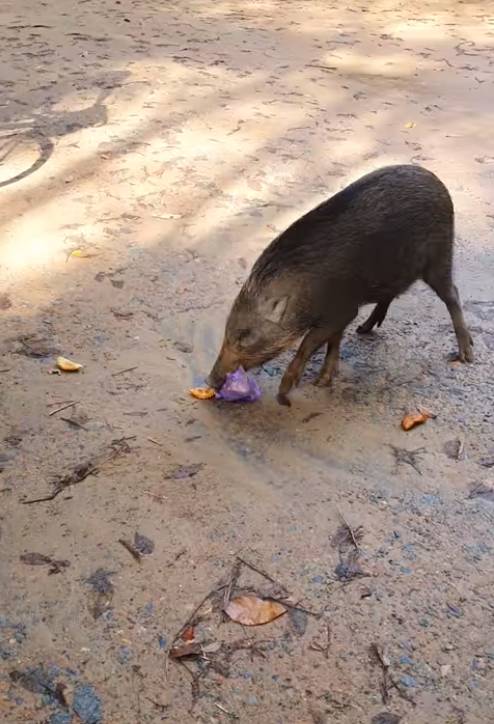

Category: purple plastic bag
[216, 367, 261, 402]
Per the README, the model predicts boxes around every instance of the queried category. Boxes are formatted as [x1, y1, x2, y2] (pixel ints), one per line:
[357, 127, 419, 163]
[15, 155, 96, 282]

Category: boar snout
[207, 343, 239, 389]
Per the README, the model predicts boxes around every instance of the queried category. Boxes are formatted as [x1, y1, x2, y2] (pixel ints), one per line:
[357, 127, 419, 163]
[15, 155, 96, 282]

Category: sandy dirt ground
[1, 1, 494, 722]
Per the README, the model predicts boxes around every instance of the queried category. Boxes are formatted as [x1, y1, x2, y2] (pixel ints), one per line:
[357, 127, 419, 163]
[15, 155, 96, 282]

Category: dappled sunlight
[0, 0, 492, 316]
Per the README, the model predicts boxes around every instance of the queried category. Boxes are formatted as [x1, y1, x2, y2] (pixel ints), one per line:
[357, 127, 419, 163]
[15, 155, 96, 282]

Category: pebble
[116, 646, 132, 664]
[399, 674, 417, 688]
[72, 684, 103, 724]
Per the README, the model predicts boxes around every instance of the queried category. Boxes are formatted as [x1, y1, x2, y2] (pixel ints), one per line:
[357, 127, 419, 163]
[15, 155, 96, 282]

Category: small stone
[72, 684, 103, 724]
[158, 635, 167, 649]
[371, 714, 401, 724]
[441, 664, 452, 677]
[174, 341, 192, 354]
[116, 646, 132, 664]
[288, 607, 308, 636]
[399, 674, 417, 688]
[446, 603, 463, 618]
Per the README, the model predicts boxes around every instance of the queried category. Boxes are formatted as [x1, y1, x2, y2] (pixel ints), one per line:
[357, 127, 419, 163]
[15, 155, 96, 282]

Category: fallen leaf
[170, 641, 202, 659]
[401, 410, 433, 431]
[224, 595, 287, 626]
[181, 626, 195, 642]
[189, 386, 216, 400]
[404, 121, 416, 129]
[69, 248, 100, 259]
[56, 356, 83, 372]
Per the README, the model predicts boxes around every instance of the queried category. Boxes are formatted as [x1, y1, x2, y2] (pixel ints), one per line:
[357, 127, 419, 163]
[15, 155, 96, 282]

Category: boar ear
[260, 295, 288, 325]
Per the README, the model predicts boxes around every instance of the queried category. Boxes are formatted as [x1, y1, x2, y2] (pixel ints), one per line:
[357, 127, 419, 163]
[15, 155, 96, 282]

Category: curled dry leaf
[170, 641, 202, 659]
[56, 356, 83, 372]
[401, 410, 433, 431]
[181, 626, 195, 642]
[189, 386, 216, 400]
[224, 595, 287, 626]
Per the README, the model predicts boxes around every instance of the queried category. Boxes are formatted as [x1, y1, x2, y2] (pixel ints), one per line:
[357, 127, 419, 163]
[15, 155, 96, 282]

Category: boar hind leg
[277, 327, 330, 406]
[315, 330, 344, 386]
[424, 271, 473, 363]
[357, 299, 392, 334]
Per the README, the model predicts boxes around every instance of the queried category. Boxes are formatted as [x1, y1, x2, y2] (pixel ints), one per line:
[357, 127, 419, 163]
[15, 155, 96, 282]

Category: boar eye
[237, 329, 253, 345]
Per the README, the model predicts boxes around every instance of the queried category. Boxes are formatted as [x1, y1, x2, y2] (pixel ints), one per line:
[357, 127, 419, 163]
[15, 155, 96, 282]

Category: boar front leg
[277, 327, 331, 406]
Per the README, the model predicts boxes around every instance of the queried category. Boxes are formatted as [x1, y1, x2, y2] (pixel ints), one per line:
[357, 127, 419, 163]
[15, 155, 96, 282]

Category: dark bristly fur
[209, 165, 473, 405]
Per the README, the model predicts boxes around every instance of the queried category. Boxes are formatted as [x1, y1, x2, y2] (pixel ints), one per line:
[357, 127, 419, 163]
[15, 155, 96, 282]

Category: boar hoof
[356, 322, 373, 334]
[277, 392, 291, 407]
[456, 333, 474, 363]
[314, 375, 332, 387]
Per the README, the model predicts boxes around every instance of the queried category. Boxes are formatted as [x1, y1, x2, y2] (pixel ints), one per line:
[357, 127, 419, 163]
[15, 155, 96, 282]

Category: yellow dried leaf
[70, 248, 99, 258]
[56, 356, 83, 372]
[189, 387, 216, 400]
[224, 595, 287, 626]
[404, 121, 416, 129]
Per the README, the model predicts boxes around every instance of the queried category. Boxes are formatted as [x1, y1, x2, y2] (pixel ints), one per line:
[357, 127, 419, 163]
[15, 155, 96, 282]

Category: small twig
[178, 660, 203, 705]
[223, 558, 242, 610]
[119, 538, 142, 563]
[22, 463, 99, 504]
[371, 642, 416, 706]
[0, 368, 11, 373]
[48, 401, 77, 417]
[215, 702, 238, 719]
[166, 547, 187, 568]
[145, 696, 167, 712]
[236, 556, 290, 595]
[147, 437, 162, 446]
[371, 642, 391, 703]
[275, 598, 321, 618]
[337, 510, 362, 552]
[112, 365, 138, 377]
[307, 63, 337, 72]
[60, 417, 87, 430]
[22, 441, 130, 504]
[144, 490, 167, 502]
[166, 584, 226, 681]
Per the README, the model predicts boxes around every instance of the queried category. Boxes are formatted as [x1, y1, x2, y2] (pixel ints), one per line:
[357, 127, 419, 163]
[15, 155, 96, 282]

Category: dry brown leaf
[224, 595, 287, 626]
[56, 356, 83, 372]
[189, 386, 216, 400]
[169, 641, 202, 659]
[401, 409, 435, 431]
[181, 625, 195, 642]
